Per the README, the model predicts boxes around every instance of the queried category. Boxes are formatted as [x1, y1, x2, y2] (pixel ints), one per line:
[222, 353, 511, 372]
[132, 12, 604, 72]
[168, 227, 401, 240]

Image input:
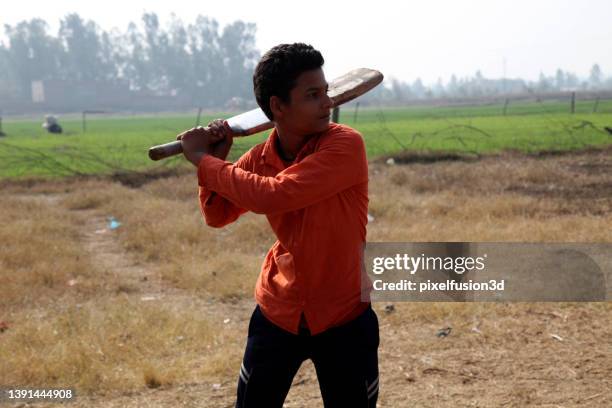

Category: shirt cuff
[197, 154, 226, 187]
[198, 186, 216, 205]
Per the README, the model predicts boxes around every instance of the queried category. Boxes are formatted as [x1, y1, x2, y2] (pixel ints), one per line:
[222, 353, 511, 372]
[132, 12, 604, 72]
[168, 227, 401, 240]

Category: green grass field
[1, 99, 611, 178]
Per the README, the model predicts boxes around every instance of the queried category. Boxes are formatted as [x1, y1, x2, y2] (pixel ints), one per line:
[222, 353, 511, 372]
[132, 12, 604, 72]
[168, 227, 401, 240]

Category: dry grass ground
[0, 146, 610, 407]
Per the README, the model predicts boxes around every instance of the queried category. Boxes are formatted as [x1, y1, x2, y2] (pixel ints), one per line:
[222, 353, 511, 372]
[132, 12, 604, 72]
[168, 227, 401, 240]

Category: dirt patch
[523, 144, 612, 158]
[79, 210, 164, 296]
[382, 144, 612, 164]
[502, 148, 612, 215]
[0, 167, 189, 192]
[110, 168, 187, 188]
[378, 150, 481, 164]
[376, 145, 611, 217]
[506, 180, 612, 201]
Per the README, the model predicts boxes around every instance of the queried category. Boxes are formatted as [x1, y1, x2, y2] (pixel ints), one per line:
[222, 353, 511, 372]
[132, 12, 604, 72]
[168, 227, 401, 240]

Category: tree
[448, 75, 459, 96]
[472, 70, 485, 96]
[58, 14, 115, 82]
[565, 72, 579, 88]
[164, 15, 192, 96]
[0, 14, 262, 109]
[142, 13, 170, 93]
[0, 44, 19, 97]
[98, 30, 122, 83]
[390, 78, 413, 101]
[4, 19, 64, 97]
[537, 72, 551, 92]
[411, 78, 426, 99]
[122, 21, 150, 91]
[218, 21, 259, 102]
[555, 69, 565, 90]
[187, 16, 222, 105]
[433, 78, 445, 98]
[589, 64, 602, 88]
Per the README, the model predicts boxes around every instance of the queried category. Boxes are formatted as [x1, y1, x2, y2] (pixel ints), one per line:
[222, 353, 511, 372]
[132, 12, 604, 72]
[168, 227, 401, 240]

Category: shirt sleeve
[197, 129, 368, 215]
[198, 149, 253, 228]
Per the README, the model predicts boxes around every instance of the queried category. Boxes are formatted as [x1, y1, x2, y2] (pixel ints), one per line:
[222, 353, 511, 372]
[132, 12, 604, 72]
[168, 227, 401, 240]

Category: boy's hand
[177, 119, 233, 166]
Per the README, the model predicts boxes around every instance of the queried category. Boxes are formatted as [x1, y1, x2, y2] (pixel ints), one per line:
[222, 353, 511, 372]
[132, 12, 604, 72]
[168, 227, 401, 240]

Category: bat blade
[328, 68, 384, 106]
[225, 107, 271, 136]
[148, 68, 383, 161]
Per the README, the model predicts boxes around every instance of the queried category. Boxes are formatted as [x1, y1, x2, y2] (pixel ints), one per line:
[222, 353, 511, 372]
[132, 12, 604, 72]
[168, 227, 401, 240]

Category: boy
[179, 43, 379, 407]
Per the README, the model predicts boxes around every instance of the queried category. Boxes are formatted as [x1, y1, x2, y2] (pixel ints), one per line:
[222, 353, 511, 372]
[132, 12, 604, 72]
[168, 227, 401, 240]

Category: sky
[2, 0, 611, 85]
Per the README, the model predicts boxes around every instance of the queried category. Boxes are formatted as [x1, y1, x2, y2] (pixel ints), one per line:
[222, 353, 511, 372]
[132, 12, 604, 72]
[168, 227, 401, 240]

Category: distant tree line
[0, 13, 611, 112]
[364, 65, 612, 104]
[0, 13, 259, 109]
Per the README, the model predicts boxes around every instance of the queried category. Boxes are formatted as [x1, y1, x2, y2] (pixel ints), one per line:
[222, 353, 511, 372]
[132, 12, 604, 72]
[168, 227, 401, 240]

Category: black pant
[235, 304, 379, 408]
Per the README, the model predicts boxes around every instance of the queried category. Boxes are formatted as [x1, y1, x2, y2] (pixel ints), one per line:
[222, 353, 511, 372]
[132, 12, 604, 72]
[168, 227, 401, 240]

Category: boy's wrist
[187, 151, 207, 167]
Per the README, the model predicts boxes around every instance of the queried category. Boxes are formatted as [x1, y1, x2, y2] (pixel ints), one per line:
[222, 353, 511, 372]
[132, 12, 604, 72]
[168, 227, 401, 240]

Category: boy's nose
[322, 94, 332, 110]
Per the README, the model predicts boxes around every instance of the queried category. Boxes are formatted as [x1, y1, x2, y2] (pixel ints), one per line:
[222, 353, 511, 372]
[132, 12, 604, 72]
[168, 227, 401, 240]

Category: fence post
[592, 97, 600, 114]
[195, 107, 203, 127]
[503, 98, 510, 116]
[353, 102, 360, 123]
[82, 111, 86, 133]
[332, 106, 340, 123]
[570, 92, 576, 114]
[0, 110, 5, 136]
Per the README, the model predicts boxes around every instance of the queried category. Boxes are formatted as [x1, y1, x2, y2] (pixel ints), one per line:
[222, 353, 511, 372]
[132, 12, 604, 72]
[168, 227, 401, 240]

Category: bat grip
[148, 140, 183, 161]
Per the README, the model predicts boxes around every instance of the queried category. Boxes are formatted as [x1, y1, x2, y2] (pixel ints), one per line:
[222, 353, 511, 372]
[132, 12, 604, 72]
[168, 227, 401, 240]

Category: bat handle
[148, 140, 183, 161]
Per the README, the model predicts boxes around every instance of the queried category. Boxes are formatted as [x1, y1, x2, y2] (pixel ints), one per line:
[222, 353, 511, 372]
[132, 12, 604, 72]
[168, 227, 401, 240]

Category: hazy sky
[2, 0, 611, 84]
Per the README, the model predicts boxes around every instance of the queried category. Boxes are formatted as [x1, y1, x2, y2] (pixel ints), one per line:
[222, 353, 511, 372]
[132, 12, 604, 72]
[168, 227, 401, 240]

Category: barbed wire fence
[0, 127, 251, 183]
[365, 92, 611, 159]
[0, 141, 181, 180]
[0, 95, 610, 181]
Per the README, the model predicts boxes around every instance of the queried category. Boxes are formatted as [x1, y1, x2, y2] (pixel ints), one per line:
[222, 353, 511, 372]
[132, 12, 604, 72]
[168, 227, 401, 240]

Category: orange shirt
[197, 123, 370, 335]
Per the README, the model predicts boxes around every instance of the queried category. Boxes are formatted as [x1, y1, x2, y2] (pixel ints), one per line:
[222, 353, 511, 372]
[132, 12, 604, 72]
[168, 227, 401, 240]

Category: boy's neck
[275, 125, 309, 162]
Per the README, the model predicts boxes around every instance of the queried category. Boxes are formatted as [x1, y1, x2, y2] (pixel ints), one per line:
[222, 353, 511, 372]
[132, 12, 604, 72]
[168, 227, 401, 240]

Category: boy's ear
[270, 95, 284, 120]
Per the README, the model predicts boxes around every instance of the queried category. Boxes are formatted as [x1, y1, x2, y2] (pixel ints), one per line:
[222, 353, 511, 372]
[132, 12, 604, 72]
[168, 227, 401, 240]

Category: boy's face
[274, 68, 332, 135]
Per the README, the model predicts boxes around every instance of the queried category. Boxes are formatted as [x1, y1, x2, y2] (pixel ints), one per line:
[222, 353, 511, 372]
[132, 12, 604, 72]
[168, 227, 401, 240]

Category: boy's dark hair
[253, 43, 324, 120]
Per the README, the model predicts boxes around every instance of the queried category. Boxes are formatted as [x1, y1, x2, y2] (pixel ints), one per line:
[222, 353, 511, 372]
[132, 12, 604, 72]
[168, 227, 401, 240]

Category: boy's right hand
[176, 119, 234, 165]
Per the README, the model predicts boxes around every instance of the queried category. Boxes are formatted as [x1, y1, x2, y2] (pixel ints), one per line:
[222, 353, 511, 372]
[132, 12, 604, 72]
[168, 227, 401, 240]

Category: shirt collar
[260, 128, 285, 170]
[260, 125, 335, 170]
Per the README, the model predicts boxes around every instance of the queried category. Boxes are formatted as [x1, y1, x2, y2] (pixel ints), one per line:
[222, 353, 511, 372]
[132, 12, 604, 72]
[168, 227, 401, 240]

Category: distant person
[42, 115, 62, 134]
[178, 43, 379, 407]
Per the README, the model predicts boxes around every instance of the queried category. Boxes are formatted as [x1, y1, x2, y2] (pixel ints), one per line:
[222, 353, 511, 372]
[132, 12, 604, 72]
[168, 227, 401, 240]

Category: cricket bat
[148, 68, 383, 161]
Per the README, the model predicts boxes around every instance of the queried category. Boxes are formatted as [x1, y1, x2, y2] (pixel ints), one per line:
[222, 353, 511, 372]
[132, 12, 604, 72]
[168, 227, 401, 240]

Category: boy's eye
[307, 88, 327, 99]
